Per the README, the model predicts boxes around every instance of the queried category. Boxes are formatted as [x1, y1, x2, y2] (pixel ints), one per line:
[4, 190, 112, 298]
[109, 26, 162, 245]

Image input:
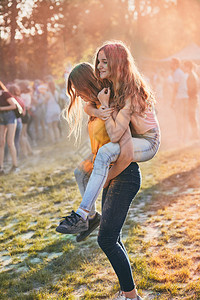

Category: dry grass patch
[1, 140, 200, 299]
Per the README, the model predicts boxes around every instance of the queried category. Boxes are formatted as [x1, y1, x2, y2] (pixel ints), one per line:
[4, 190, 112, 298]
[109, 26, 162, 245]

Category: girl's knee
[7, 141, 15, 148]
[99, 142, 120, 156]
[97, 234, 106, 251]
[74, 166, 89, 182]
[98, 233, 114, 253]
[0, 140, 5, 148]
[74, 167, 81, 178]
[95, 142, 120, 164]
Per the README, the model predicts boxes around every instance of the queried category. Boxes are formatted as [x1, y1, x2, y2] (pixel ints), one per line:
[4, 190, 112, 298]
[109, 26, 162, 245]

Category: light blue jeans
[74, 158, 96, 218]
[77, 126, 160, 213]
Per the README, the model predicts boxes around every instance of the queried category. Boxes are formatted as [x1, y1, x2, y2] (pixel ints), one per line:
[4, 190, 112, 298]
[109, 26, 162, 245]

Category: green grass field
[0, 138, 200, 300]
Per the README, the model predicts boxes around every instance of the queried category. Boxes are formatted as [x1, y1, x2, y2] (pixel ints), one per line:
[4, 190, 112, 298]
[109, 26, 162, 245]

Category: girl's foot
[76, 212, 101, 242]
[56, 211, 89, 234]
[9, 165, 20, 173]
[113, 291, 125, 299]
[126, 295, 143, 300]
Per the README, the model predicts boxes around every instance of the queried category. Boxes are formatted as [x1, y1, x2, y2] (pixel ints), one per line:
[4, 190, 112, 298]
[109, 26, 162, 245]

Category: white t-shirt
[21, 93, 32, 108]
[173, 68, 188, 99]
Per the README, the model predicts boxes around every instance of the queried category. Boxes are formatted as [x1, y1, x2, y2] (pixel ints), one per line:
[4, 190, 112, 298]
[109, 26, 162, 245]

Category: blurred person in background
[153, 68, 165, 102]
[164, 68, 174, 104]
[0, 81, 18, 174]
[44, 79, 61, 143]
[6, 84, 23, 158]
[45, 75, 63, 137]
[170, 58, 188, 142]
[32, 79, 47, 143]
[18, 81, 34, 158]
[58, 80, 70, 110]
[184, 60, 200, 140]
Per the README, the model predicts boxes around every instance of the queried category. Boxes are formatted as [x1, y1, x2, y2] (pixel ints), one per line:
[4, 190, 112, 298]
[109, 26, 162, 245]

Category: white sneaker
[9, 166, 20, 173]
[126, 296, 143, 300]
[113, 291, 125, 300]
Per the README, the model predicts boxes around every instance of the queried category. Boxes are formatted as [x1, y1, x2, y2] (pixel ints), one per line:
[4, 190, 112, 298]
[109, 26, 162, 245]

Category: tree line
[0, 0, 200, 82]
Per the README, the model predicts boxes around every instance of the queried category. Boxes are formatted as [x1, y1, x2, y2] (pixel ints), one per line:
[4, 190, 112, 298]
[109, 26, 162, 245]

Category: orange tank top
[88, 117, 110, 159]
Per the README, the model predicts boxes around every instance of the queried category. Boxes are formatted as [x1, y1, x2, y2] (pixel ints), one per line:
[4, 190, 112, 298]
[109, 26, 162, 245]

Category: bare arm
[85, 89, 134, 186]
[0, 97, 17, 111]
[98, 87, 131, 143]
[104, 126, 134, 187]
[84, 102, 114, 121]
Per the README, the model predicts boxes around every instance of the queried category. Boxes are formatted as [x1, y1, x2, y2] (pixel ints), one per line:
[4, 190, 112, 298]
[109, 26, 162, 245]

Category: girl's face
[97, 50, 110, 79]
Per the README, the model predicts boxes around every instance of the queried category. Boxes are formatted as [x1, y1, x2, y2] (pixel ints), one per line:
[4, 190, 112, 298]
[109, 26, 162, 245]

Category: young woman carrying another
[56, 61, 143, 299]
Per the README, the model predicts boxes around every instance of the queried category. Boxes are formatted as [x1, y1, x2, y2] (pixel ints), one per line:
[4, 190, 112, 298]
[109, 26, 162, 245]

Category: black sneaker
[76, 212, 101, 242]
[56, 210, 89, 234]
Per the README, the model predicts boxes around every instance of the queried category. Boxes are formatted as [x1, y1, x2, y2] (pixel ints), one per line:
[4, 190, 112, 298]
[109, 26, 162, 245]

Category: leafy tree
[1, 0, 200, 81]
[0, 0, 20, 80]
[21, 0, 63, 78]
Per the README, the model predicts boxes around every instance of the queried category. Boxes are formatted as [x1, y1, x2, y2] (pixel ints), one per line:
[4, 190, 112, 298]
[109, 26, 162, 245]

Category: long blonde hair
[95, 41, 155, 114]
[63, 63, 101, 141]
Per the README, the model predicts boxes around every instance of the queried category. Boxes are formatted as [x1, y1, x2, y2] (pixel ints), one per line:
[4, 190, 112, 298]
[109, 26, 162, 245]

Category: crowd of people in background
[0, 75, 69, 175]
[148, 58, 200, 142]
[0, 57, 200, 176]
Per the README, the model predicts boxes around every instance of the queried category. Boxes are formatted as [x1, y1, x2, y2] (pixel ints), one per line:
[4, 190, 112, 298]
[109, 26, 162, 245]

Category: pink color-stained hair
[95, 41, 155, 114]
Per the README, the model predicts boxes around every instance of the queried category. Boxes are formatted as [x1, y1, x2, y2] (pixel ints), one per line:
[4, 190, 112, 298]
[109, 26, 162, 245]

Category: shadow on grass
[1, 168, 77, 206]
[139, 163, 200, 213]
[0, 234, 100, 299]
[1, 164, 200, 299]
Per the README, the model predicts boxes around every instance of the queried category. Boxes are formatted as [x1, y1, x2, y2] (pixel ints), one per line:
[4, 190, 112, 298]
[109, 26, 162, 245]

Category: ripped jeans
[79, 142, 120, 212]
[74, 157, 95, 218]
[74, 144, 119, 216]
[77, 127, 160, 213]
